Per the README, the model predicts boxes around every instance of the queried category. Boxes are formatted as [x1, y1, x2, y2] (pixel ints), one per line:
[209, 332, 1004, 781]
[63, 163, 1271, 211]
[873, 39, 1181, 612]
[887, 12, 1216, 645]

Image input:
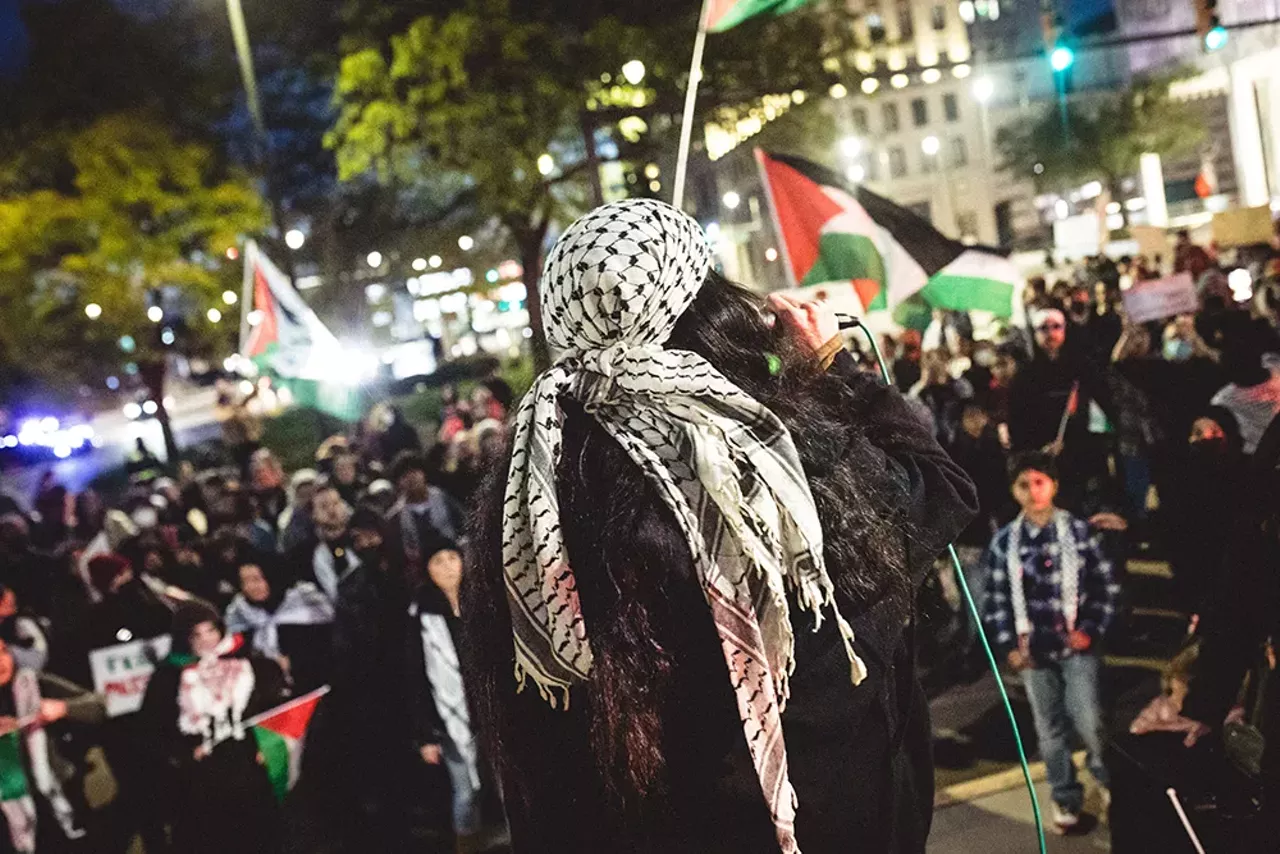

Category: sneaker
[1053, 804, 1081, 835]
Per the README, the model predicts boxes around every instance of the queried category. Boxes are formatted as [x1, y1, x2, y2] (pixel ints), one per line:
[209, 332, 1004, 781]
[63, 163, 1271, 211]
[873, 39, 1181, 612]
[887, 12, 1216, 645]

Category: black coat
[469, 351, 977, 853]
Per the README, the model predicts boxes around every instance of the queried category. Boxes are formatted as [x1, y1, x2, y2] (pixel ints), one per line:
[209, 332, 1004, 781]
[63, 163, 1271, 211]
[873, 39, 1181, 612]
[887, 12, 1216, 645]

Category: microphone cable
[838, 313, 1048, 854]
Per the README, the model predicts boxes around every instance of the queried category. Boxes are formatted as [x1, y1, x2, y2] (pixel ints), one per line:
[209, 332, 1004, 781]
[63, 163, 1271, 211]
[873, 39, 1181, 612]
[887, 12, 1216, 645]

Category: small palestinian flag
[250, 686, 328, 803]
[0, 732, 35, 853]
[706, 0, 817, 31]
[756, 150, 1020, 319]
[241, 241, 342, 376]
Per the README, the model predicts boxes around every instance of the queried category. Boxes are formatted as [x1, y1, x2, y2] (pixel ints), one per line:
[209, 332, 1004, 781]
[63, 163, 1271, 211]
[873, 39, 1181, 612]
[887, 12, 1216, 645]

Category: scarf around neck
[1006, 510, 1082, 639]
[224, 582, 335, 660]
[501, 198, 865, 853]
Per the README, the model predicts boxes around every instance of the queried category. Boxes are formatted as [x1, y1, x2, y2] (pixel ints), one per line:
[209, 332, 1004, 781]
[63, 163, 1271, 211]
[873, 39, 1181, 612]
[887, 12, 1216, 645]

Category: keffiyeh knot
[503, 198, 866, 854]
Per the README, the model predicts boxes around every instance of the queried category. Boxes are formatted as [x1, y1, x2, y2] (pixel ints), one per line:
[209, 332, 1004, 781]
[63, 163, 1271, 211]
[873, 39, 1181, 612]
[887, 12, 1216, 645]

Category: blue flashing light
[1204, 25, 1228, 51]
[1050, 45, 1074, 72]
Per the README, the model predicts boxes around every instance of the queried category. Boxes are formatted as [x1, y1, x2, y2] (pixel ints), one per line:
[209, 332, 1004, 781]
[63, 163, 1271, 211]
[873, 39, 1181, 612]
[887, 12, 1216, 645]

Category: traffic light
[1050, 45, 1075, 71]
[1041, 6, 1073, 71]
[1195, 0, 1228, 51]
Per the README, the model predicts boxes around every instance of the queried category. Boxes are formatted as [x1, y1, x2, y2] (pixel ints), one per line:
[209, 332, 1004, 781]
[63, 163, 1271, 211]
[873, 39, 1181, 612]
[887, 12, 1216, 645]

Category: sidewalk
[930, 776, 1111, 853]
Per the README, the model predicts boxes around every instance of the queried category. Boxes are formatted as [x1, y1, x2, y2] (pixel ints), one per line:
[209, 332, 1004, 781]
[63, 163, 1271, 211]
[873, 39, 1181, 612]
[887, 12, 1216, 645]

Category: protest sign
[89, 634, 172, 718]
[1212, 206, 1274, 248]
[1121, 272, 1198, 324]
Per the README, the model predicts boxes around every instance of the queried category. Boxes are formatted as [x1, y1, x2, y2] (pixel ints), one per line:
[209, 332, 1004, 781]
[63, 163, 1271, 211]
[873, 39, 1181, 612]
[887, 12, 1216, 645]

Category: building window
[866, 12, 886, 42]
[921, 150, 938, 174]
[911, 97, 929, 127]
[852, 107, 870, 134]
[883, 103, 901, 132]
[957, 211, 979, 239]
[931, 4, 947, 30]
[951, 136, 969, 167]
[889, 146, 908, 178]
[867, 151, 882, 181]
[943, 93, 960, 121]
[897, 1, 915, 39]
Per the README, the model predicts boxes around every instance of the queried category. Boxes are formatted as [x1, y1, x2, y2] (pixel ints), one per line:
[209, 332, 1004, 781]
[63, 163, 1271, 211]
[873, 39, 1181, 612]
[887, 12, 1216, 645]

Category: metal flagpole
[240, 241, 257, 358]
[672, 0, 713, 210]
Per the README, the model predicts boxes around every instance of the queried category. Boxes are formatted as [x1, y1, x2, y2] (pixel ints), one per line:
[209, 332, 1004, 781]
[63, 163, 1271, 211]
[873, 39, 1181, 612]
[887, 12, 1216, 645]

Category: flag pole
[245, 685, 331, 728]
[672, 0, 713, 211]
[239, 240, 257, 359]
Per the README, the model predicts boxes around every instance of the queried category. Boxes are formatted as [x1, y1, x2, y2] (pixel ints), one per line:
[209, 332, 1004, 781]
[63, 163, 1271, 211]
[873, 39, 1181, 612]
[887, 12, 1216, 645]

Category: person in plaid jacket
[980, 451, 1122, 834]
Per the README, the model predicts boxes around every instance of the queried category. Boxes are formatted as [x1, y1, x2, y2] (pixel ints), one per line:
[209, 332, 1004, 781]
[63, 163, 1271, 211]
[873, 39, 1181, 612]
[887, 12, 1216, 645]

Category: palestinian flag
[756, 150, 1020, 319]
[0, 732, 35, 853]
[706, 0, 817, 31]
[250, 686, 328, 803]
[241, 241, 342, 377]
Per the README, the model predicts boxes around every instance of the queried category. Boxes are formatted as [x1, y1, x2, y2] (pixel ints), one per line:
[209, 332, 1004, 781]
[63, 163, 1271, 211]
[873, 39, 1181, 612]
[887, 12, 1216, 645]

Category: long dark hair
[463, 271, 913, 811]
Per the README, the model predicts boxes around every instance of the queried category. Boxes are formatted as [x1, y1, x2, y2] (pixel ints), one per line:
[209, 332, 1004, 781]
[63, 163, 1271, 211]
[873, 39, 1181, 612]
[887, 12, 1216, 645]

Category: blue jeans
[1022, 653, 1110, 813]
[443, 738, 481, 836]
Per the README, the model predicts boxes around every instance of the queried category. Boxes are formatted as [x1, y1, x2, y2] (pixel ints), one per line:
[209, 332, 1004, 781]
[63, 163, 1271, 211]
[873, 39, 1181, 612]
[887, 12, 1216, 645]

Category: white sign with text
[89, 634, 172, 718]
[1122, 272, 1198, 324]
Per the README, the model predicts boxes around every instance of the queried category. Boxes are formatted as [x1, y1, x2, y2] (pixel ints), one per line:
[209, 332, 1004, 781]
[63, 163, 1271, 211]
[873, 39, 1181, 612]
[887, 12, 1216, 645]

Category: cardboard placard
[89, 634, 172, 718]
[1121, 272, 1198, 324]
[1130, 225, 1169, 260]
[1212, 206, 1274, 248]
[1053, 213, 1102, 259]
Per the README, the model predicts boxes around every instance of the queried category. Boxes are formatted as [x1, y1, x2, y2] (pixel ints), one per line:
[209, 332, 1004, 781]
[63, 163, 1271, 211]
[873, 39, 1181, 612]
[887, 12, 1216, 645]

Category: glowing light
[1228, 268, 1252, 301]
[366, 251, 383, 268]
[40, 417, 58, 432]
[847, 164, 866, 183]
[1050, 46, 1074, 72]
[248, 310, 264, 327]
[285, 229, 306, 250]
[85, 303, 102, 320]
[1054, 198, 1070, 219]
[537, 154, 555, 176]
[706, 222, 721, 242]
[792, 89, 807, 104]
[890, 73, 909, 89]
[106, 376, 120, 390]
[952, 64, 972, 79]
[921, 136, 941, 156]
[142, 400, 159, 415]
[225, 246, 239, 261]
[1080, 180, 1103, 200]
[412, 257, 428, 271]
[959, 0, 976, 22]
[973, 77, 995, 103]
[240, 380, 255, 395]
[861, 78, 880, 94]
[1106, 201, 1122, 214]
[1125, 197, 1147, 211]
[829, 83, 849, 99]
[147, 306, 164, 323]
[54, 446, 71, 459]
[644, 163, 660, 179]
[765, 247, 779, 262]
[160, 328, 175, 346]
[222, 290, 238, 305]
[649, 180, 661, 193]
[1204, 25, 1228, 52]
[486, 269, 500, 283]
[921, 68, 942, 84]
[840, 137, 862, 158]
[206, 308, 222, 323]
[458, 235, 474, 251]
[621, 59, 646, 86]
[722, 191, 742, 210]
[429, 255, 443, 269]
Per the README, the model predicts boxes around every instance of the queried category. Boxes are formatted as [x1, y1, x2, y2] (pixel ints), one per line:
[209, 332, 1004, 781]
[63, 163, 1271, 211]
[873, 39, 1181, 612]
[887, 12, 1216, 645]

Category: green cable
[856, 325, 1048, 854]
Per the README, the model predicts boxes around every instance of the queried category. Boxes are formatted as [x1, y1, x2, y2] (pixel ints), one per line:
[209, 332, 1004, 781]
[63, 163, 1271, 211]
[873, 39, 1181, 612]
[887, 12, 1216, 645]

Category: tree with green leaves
[327, 0, 841, 367]
[996, 74, 1206, 221]
[0, 113, 268, 458]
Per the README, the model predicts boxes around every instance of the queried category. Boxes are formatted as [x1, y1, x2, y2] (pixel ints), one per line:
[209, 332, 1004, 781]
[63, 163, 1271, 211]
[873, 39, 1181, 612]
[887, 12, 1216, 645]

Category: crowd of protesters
[0, 374, 515, 854]
[0, 231, 1277, 852]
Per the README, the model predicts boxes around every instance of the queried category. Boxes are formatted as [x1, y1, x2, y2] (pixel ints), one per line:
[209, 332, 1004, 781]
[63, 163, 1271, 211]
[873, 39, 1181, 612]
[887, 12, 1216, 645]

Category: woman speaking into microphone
[464, 199, 976, 854]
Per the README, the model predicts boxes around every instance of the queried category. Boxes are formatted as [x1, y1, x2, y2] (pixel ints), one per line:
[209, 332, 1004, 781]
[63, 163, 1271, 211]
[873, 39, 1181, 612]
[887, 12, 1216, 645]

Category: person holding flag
[139, 602, 287, 854]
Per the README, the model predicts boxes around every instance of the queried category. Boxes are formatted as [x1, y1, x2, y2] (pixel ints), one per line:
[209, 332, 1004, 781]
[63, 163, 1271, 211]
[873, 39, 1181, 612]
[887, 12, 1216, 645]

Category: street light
[1050, 46, 1075, 72]
[847, 164, 866, 183]
[890, 73, 909, 89]
[921, 136, 941, 156]
[207, 308, 223, 323]
[840, 137, 862, 158]
[84, 303, 102, 320]
[223, 290, 239, 305]
[722, 191, 742, 210]
[429, 255, 444, 268]
[537, 154, 555, 176]
[147, 306, 164, 323]
[458, 235, 474, 251]
[621, 59, 647, 86]
[285, 229, 306, 250]
[973, 77, 995, 103]
[412, 257, 428, 272]
[829, 83, 849, 99]
[366, 251, 383, 268]
[861, 78, 879, 94]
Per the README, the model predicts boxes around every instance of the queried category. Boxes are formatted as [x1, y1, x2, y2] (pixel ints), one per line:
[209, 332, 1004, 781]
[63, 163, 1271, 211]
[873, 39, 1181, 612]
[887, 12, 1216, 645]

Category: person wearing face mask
[139, 601, 285, 854]
[1161, 408, 1247, 619]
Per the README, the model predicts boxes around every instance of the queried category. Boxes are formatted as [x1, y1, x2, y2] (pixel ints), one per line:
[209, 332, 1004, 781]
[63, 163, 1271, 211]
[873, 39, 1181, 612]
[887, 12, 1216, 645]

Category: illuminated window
[943, 93, 960, 121]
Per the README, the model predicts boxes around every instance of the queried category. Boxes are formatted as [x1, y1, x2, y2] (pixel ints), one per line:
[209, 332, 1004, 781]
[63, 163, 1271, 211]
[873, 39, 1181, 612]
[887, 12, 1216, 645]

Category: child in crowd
[981, 452, 1121, 834]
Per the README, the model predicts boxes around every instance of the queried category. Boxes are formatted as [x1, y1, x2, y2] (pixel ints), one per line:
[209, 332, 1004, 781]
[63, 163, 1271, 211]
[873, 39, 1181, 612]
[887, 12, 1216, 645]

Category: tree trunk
[516, 228, 550, 371]
[139, 358, 180, 464]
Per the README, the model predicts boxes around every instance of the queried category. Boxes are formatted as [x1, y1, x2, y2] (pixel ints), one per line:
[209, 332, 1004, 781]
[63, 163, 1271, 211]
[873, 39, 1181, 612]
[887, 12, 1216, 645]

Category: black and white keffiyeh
[502, 198, 866, 853]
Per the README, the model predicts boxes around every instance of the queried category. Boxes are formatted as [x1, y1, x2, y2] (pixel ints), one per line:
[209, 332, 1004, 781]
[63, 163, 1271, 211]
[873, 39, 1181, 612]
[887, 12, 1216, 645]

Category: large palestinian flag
[756, 150, 1020, 321]
[706, 0, 818, 31]
[240, 242, 363, 421]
